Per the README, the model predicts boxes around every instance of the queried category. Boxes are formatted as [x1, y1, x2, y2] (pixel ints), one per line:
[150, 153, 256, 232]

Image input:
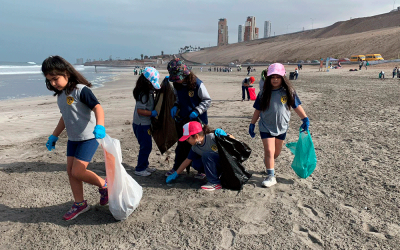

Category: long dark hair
[173, 72, 197, 90]
[260, 75, 296, 111]
[41, 55, 92, 96]
[189, 124, 212, 139]
[133, 74, 154, 103]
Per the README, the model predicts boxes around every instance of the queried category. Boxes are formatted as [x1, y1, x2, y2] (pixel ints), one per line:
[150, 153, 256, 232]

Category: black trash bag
[215, 135, 252, 190]
[151, 77, 178, 154]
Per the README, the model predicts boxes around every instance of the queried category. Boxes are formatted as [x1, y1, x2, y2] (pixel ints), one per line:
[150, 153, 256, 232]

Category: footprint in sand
[293, 224, 324, 249]
[161, 209, 178, 224]
[362, 223, 386, 240]
[297, 201, 320, 221]
[220, 228, 236, 249]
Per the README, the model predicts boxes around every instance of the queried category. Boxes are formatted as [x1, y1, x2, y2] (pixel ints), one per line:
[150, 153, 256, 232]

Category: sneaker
[63, 200, 90, 221]
[201, 182, 222, 191]
[261, 175, 277, 188]
[99, 187, 108, 206]
[135, 170, 151, 176]
[194, 173, 206, 180]
[146, 167, 157, 173]
[165, 168, 176, 177]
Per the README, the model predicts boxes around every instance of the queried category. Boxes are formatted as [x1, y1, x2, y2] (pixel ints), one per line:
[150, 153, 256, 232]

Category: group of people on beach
[41, 55, 310, 221]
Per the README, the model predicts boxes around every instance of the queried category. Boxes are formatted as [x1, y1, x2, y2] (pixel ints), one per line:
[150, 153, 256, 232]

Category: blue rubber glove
[170, 106, 178, 118]
[46, 135, 58, 151]
[300, 117, 310, 132]
[151, 110, 158, 117]
[189, 110, 199, 120]
[249, 124, 256, 138]
[214, 128, 227, 137]
[93, 125, 106, 139]
[166, 171, 178, 184]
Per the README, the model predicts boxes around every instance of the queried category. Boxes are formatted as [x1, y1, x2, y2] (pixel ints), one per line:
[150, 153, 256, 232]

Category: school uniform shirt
[253, 87, 301, 136]
[173, 78, 211, 124]
[57, 84, 99, 141]
[187, 133, 218, 160]
[133, 90, 155, 126]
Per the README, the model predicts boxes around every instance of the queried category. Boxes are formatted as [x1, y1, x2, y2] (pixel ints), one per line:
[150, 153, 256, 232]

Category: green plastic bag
[286, 128, 317, 178]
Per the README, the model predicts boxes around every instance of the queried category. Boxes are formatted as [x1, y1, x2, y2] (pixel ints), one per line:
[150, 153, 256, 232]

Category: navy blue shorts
[260, 131, 287, 140]
[67, 138, 99, 162]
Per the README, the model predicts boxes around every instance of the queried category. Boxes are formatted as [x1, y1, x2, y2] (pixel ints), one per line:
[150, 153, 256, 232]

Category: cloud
[0, 0, 395, 62]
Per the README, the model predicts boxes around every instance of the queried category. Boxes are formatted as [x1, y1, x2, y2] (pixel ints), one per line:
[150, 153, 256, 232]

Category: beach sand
[1, 64, 400, 249]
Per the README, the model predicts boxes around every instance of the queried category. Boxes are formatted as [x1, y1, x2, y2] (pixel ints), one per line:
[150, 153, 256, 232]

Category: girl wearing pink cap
[248, 63, 310, 187]
[132, 67, 161, 176]
[165, 121, 228, 191]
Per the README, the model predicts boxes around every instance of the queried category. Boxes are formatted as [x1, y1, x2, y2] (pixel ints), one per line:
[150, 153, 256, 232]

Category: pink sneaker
[201, 182, 222, 191]
[99, 187, 108, 206]
[63, 200, 90, 221]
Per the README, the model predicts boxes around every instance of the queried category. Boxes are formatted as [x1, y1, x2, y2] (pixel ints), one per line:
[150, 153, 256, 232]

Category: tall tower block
[218, 18, 228, 46]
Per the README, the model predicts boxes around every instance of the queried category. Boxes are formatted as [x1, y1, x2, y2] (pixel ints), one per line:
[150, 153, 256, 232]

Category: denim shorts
[260, 131, 287, 140]
[67, 138, 99, 162]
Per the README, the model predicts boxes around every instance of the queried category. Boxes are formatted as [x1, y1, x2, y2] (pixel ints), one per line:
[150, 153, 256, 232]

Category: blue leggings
[190, 151, 221, 184]
[132, 123, 152, 171]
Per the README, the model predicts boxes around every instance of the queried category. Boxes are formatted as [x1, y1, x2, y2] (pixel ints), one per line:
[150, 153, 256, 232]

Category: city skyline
[0, 1, 396, 63]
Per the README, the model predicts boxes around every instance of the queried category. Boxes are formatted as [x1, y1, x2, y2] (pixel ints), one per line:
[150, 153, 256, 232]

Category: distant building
[76, 58, 84, 65]
[238, 25, 244, 42]
[255, 27, 259, 39]
[264, 21, 271, 38]
[218, 18, 228, 46]
[244, 16, 257, 42]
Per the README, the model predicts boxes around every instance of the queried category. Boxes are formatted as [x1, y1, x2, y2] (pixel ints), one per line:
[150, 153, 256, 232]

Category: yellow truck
[350, 55, 366, 62]
[365, 54, 384, 61]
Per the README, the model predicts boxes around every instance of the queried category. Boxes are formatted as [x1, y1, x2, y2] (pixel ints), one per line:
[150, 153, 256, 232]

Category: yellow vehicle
[365, 54, 384, 61]
[350, 55, 366, 62]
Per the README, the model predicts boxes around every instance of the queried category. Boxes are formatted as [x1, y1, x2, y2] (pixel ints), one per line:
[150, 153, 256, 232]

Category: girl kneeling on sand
[132, 67, 161, 176]
[42, 56, 107, 221]
[248, 63, 310, 188]
[166, 121, 227, 191]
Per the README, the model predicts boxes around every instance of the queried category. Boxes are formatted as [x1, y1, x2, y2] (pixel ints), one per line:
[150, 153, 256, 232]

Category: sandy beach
[1, 63, 400, 249]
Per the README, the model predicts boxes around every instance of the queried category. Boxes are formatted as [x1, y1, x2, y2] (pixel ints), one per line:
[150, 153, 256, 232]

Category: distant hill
[182, 11, 400, 64]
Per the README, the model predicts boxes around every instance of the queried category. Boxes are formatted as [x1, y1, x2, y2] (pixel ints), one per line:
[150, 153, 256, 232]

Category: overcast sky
[0, 0, 396, 63]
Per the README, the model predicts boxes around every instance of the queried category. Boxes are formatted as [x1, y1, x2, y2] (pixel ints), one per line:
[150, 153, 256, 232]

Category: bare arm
[176, 159, 192, 174]
[52, 117, 65, 136]
[137, 109, 153, 117]
[294, 105, 307, 119]
[92, 104, 105, 126]
[250, 110, 261, 124]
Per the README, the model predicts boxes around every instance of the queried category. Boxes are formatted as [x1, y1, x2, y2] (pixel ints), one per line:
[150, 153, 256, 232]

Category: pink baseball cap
[267, 63, 286, 77]
[179, 121, 203, 141]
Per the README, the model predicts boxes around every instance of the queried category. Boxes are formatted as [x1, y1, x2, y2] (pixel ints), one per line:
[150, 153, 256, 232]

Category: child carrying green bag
[286, 128, 317, 178]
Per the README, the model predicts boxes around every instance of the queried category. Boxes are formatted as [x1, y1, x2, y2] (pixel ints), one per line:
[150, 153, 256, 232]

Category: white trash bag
[97, 134, 143, 220]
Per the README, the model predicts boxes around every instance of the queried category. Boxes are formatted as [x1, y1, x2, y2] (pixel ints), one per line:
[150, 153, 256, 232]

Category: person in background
[132, 67, 161, 176]
[294, 68, 299, 80]
[42, 55, 107, 221]
[242, 76, 255, 101]
[259, 68, 268, 91]
[248, 63, 310, 188]
[393, 67, 397, 78]
[247, 66, 251, 75]
[166, 58, 211, 178]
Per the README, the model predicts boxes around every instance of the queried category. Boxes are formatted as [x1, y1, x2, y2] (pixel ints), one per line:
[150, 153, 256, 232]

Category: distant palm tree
[141, 54, 143, 60]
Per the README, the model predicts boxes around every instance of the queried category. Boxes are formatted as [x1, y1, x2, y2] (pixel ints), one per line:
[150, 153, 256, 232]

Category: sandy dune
[183, 11, 400, 64]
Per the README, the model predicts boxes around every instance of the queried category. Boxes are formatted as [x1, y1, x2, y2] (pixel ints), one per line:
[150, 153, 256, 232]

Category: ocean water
[0, 61, 119, 100]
